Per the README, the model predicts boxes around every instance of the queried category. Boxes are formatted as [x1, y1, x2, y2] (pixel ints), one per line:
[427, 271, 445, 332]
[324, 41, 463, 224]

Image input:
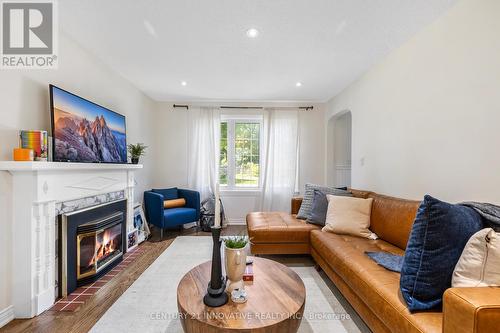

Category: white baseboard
[226, 218, 246, 225]
[0, 305, 14, 328]
[35, 288, 55, 316]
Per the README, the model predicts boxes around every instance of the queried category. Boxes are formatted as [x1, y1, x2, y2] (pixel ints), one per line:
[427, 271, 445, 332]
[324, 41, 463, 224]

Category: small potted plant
[224, 236, 249, 293]
[127, 143, 147, 164]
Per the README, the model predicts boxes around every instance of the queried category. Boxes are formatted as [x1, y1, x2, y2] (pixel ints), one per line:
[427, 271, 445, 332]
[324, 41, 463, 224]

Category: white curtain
[187, 107, 220, 200]
[261, 109, 299, 211]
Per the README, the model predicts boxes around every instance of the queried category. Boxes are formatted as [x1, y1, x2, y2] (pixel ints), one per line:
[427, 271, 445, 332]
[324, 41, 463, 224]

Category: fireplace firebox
[60, 200, 127, 297]
[77, 212, 123, 280]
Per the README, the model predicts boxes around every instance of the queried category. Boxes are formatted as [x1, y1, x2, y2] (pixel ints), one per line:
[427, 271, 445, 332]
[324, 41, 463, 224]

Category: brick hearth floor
[50, 245, 146, 312]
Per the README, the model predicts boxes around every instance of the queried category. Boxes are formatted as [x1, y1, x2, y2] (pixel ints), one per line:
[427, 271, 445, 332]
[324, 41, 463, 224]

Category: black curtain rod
[172, 104, 313, 111]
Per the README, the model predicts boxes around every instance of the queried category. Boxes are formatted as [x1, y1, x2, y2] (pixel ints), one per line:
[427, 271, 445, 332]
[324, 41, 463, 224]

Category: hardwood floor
[2, 225, 247, 333]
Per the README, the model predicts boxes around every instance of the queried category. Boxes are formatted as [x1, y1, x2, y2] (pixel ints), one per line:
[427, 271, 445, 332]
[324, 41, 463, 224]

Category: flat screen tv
[50, 85, 127, 163]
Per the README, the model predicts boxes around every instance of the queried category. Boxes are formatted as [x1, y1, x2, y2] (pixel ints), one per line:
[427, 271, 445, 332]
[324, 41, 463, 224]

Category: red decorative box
[243, 264, 253, 282]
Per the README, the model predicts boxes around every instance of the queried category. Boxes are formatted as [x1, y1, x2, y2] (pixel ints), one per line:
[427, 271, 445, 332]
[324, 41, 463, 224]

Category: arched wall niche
[326, 110, 352, 187]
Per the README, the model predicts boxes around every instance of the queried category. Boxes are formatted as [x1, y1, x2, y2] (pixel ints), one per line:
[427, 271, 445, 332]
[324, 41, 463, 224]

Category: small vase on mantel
[224, 236, 248, 293]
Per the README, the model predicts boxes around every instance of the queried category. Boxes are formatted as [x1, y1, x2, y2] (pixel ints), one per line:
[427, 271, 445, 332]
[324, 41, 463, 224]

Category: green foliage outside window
[220, 121, 260, 187]
[220, 122, 228, 185]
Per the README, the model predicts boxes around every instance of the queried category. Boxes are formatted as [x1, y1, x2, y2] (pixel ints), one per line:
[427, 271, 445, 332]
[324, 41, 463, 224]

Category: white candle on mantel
[214, 183, 221, 227]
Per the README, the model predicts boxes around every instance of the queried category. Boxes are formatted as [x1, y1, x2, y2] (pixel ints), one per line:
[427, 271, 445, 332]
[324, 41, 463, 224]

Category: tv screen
[50, 85, 127, 163]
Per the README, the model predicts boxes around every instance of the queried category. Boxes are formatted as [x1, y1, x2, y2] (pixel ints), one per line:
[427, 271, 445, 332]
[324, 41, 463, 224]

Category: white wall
[153, 103, 326, 223]
[0, 174, 12, 322]
[0, 33, 156, 321]
[0, 33, 157, 201]
[297, 105, 327, 191]
[326, 0, 500, 203]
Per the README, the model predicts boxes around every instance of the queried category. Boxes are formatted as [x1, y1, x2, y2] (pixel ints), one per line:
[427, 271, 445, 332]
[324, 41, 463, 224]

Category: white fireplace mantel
[0, 161, 143, 319]
[0, 161, 143, 172]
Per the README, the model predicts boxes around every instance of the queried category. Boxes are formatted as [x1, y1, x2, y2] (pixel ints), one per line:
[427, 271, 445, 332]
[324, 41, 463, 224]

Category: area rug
[90, 236, 367, 333]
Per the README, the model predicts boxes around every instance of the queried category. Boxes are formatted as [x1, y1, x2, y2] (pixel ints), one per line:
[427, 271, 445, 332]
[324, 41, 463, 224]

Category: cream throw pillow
[452, 228, 500, 287]
[322, 195, 376, 239]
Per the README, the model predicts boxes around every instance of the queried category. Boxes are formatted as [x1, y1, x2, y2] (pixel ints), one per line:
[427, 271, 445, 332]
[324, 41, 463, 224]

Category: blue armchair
[144, 188, 200, 239]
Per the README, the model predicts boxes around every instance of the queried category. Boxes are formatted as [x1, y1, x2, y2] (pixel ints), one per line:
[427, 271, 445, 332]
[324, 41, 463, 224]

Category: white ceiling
[60, 0, 456, 102]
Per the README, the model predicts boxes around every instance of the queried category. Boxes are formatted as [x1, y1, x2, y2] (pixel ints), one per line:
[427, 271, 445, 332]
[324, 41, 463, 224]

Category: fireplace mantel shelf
[0, 161, 143, 172]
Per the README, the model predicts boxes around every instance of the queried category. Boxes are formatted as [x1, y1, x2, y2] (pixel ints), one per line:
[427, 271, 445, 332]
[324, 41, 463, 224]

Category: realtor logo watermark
[1, 0, 58, 68]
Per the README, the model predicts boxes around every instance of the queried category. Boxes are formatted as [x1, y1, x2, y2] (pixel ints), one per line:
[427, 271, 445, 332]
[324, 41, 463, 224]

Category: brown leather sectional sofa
[246, 189, 500, 333]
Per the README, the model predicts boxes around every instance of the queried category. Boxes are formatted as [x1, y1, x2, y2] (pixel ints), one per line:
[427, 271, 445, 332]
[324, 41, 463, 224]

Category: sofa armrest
[291, 197, 303, 215]
[144, 191, 164, 228]
[178, 189, 200, 220]
[443, 287, 500, 333]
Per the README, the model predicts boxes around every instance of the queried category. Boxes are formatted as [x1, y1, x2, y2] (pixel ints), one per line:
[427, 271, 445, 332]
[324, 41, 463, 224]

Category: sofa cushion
[153, 188, 178, 200]
[400, 195, 483, 312]
[350, 189, 373, 199]
[306, 190, 329, 226]
[368, 193, 420, 250]
[323, 195, 375, 239]
[246, 211, 320, 244]
[452, 228, 500, 287]
[163, 207, 197, 226]
[297, 184, 352, 220]
[310, 230, 442, 333]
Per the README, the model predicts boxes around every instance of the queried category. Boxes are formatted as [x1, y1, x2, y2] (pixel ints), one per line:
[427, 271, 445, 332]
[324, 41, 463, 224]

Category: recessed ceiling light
[181, 81, 187, 86]
[246, 28, 259, 38]
[296, 82, 302, 87]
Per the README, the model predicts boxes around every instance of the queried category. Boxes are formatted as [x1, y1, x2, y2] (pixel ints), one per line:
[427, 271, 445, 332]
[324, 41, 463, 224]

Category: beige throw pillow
[452, 228, 500, 287]
[322, 195, 376, 239]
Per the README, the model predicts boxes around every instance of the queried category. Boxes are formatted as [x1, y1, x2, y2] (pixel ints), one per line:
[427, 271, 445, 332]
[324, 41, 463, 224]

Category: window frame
[220, 115, 263, 191]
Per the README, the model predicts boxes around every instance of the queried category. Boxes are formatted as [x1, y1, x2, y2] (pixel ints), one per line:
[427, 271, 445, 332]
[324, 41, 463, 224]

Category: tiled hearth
[51, 245, 145, 312]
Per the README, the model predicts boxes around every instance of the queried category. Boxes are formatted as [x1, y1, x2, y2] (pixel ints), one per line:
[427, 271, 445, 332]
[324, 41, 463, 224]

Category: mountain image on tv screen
[51, 86, 127, 163]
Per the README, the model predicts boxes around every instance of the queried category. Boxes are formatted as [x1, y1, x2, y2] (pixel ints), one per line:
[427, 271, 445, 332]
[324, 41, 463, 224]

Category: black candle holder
[203, 226, 228, 307]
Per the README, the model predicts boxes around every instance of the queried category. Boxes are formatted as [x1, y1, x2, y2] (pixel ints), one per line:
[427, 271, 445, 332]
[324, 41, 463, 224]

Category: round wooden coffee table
[177, 256, 305, 333]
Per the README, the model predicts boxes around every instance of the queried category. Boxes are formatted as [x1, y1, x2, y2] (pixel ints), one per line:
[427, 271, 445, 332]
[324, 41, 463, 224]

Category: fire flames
[87, 228, 119, 267]
[96, 229, 117, 262]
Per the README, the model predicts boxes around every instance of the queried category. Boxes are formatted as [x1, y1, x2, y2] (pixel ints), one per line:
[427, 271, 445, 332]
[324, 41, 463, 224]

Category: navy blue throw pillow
[307, 190, 329, 225]
[152, 188, 178, 200]
[400, 195, 482, 312]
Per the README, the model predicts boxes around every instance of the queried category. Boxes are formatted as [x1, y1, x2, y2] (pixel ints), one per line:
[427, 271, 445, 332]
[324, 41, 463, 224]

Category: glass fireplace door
[76, 222, 123, 281]
[77, 232, 98, 279]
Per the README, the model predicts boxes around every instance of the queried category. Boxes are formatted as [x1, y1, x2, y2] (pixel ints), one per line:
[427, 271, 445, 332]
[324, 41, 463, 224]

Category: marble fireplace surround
[0, 162, 142, 319]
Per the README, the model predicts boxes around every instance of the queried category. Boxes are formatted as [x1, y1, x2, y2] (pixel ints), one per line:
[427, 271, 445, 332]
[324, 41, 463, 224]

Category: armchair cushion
[178, 189, 201, 221]
[164, 208, 197, 227]
[153, 188, 178, 200]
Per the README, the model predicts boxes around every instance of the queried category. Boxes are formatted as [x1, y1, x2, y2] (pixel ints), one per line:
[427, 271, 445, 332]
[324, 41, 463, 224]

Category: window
[220, 117, 262, 188]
